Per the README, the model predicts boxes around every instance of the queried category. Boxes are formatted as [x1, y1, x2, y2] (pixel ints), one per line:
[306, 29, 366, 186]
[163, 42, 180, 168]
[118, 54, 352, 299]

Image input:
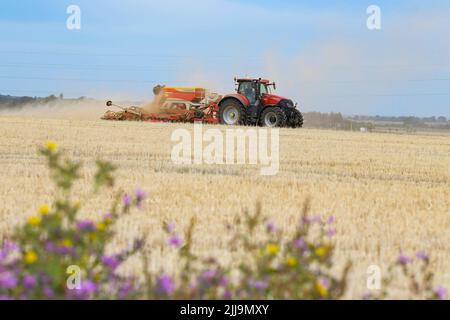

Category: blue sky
[0, 0, 449, 117]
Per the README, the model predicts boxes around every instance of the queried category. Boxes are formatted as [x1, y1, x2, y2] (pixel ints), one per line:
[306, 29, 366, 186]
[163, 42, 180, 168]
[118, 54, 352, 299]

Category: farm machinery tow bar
[105, 100, 142, 117]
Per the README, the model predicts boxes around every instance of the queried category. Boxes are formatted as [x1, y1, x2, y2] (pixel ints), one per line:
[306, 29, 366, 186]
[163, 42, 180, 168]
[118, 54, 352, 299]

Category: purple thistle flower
[168, 235, 183, 247]
[119, 282, 133, 299]
[416, 251, 429, 261]
[0, 241, 18, 261]
[397, 254, 413, 265]
[302, 216, 311, 224]
[102, 255, 120, 270]
[223, 289, 232, 299]
[318, 277, 330, 289]
[23, 275, 37, 289]
[327, 216, 336, 225]
[436, 286, 447, 300]
[43, 287, 54, 299]
[326, 228, 337, 238]
[294, 238, 307, 249]
[166, 222, 175, 233]
[302, 215, 321, 224]
[135, 189, 145, 209]
[200, 269, 216, 282]
[158, 274, 175, 295]
[76, 220, 96, 232]
[135, 188, 146, 201]
[39, 272, 52, 285]
[68, 280, 97, 300]
[252, 280, 268, 290]
[81, 280, 97, 295]
[219, 276, 229, 287]
[104, 212, 113, 220]
[3, 240, 18, 251]
[0, 272, 17, 289]
[122, 194, 132, 207]
[45, 242, 57, 252]
[266, 222, 278, 233]
[57, 246, 75, 255]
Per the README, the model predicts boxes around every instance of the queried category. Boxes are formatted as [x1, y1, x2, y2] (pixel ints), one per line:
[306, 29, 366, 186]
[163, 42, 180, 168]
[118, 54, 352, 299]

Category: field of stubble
[0, 116, 449, 298]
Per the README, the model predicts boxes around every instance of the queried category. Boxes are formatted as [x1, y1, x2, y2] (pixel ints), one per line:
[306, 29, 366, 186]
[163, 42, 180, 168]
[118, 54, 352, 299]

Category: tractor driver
[239, 81, 261, 121]
[240, 82, 257, 106]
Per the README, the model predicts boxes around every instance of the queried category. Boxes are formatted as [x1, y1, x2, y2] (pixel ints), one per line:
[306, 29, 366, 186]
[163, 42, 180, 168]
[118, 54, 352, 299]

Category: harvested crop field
[0, 116, 449, 298]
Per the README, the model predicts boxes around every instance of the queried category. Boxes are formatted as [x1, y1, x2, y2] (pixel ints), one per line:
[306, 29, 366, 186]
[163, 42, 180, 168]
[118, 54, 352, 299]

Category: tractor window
[260, 84, 268, 95]
[238, 82, 256, 105]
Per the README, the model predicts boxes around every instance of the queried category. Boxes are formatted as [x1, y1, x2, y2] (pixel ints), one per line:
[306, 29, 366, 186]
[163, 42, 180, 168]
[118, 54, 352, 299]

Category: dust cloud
[0, 94, 166, 120]
[139, 87, 166, 115]
[0, 99, 111, 120]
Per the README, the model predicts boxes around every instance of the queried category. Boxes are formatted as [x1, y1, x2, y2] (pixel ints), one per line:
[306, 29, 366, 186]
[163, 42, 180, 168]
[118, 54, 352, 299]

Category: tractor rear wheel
[288, 109, 304, 128]
[260, 107, 287, 128]
[219, 99, 246, 125]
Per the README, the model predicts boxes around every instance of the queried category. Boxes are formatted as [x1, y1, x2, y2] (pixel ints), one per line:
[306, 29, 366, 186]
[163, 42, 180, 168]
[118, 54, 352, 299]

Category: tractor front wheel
[219, 99, 246, 125]
[288, 109, 304, 128]
[260, 107, 287, 128]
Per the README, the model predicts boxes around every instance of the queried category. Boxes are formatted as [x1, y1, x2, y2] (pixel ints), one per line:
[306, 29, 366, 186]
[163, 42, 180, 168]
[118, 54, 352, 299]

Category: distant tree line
[0, 94, 87, 109]
[304, 112, 450, 131]
[349, 115, 448, 123]
[303, 112, 374, 131]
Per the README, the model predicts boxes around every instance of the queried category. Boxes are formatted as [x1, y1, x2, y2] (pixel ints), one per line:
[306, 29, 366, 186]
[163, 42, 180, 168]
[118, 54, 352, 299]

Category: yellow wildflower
[88, 233, 97, 242]
[96, 222, 106, 232]
[24, 250, 38, 264]
[39, 204, 50, 216]
[287, 256, 298, 267]
[315, 279, 329, 298]
[46, 141, 58, 152]
[61, 239, 73, 247]
[28, 216, 41, 227]
[74, 201, 81, 209]
[82, 254, 90, 264]
[266, 243, 279, 255]
[315, 246, 328, 257]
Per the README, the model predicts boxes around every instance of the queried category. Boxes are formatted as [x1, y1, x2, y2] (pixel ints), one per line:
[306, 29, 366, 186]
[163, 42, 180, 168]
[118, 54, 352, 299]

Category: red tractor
[102, 78, 303, 128]
[218, 78, 303, 128]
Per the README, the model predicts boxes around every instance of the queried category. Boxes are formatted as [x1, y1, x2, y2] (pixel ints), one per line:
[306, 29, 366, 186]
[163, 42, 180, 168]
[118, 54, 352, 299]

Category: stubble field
[0, 116, 449, 298]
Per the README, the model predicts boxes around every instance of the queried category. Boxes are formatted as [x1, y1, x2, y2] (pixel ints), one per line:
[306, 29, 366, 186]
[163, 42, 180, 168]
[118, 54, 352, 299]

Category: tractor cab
[234, 78, 278, 123]
[235, 78, 274, 106]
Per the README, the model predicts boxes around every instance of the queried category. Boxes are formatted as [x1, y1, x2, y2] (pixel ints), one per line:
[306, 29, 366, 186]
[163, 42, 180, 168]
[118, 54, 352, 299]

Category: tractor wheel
[288, 109, 304, 128]
[260, 107, 287, 128]
[219, 99, 246, 125]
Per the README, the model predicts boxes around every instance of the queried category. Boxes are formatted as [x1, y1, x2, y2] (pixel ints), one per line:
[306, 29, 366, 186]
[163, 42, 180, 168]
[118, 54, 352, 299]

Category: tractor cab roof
[236, 78, 270, 84]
